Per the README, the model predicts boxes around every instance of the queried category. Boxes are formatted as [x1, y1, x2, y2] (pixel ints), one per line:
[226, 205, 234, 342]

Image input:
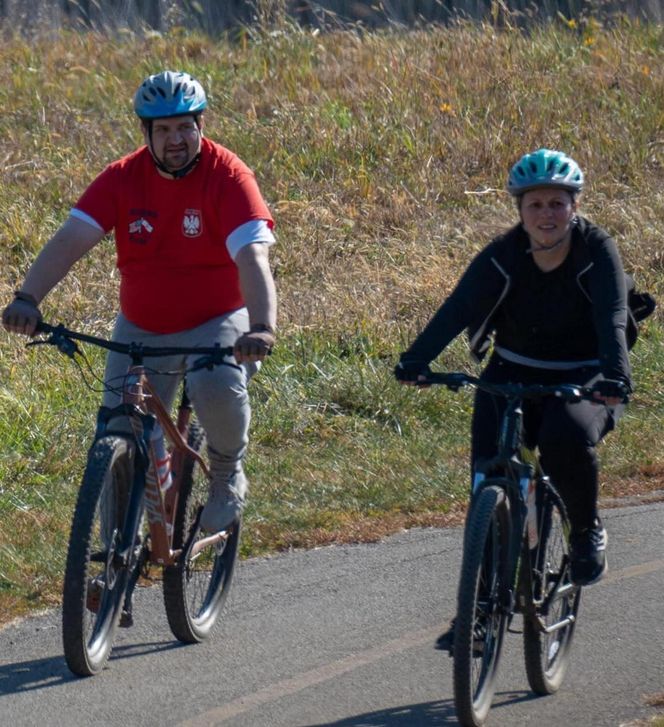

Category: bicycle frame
[32, 322, 235, 568]
[476, 400, 532, 576]
[426, 372, 599, 632]
[109, 365, 211, 567]
[29, 321, 246, 674]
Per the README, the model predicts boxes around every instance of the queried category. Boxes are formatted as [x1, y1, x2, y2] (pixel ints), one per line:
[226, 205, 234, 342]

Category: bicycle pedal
[86, 577, 104, 613]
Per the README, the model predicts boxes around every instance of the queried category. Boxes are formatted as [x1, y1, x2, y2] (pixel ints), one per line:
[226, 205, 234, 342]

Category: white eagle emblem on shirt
[182, 209, 203, 238]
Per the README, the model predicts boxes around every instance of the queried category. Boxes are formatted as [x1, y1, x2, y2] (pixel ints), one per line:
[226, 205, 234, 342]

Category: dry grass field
[0, 15, 662, 621]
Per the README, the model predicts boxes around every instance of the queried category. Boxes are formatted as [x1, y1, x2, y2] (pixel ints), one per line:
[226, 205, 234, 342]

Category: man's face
[143, 114, 202, 171]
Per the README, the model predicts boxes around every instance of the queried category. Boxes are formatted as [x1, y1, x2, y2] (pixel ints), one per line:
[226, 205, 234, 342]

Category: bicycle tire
[163, 422, 241, 643]
[454, 484, 511, 727]
[523, 480, 581, 695]
[62, 436, 135, 676]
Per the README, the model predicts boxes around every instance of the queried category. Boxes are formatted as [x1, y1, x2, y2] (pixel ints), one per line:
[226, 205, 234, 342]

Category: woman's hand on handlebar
[590, 379, 631, 406]
[394, 359, 432, 387]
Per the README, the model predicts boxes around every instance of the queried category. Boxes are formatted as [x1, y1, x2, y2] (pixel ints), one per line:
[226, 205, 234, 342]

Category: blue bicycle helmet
[507, 148, 584, 196]
[133, 70, 207, 120]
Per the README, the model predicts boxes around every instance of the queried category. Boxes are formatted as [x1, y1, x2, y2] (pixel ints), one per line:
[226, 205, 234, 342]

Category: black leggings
[471, 355, 622, 532]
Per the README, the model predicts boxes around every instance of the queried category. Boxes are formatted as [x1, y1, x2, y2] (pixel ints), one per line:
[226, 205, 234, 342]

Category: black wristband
[14, 290, 39, 307]
[249, 323, 276, 335]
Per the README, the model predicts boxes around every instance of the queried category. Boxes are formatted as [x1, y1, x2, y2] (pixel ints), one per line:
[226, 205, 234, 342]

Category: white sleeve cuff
[226, 219, 275, 261]
[70, 208, 105, 232]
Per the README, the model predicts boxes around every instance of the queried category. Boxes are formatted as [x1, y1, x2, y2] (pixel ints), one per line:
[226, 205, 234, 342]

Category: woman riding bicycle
[395, 148, 633, 589]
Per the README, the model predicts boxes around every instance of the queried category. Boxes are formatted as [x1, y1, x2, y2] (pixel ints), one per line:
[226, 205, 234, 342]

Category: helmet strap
[525, 216, 578, 254]
[526, 234, 568, 254]
[144, 115, 202, 179]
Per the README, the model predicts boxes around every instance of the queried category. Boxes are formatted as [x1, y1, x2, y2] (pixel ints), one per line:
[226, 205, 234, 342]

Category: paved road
[1, 501, 663, 726]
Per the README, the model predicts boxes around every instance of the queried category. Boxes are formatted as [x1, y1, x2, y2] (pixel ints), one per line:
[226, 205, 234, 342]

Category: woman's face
[520, 188, 577, 248]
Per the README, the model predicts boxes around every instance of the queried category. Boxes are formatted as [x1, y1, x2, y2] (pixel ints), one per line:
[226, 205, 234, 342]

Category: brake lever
[445, 373, 470, 392]
[26, 334, 81, 359]
[190, 355, 214, 372]
[56, 337, 82, 358]
[190, 344, 235, 373]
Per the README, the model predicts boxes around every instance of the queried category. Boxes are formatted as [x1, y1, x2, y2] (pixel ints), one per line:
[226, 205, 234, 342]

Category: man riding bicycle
[396, 149, 637, 589]
[2, 70, 277, 534]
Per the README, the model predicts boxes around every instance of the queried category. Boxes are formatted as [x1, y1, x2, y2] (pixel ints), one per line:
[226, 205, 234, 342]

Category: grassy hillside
[1, 16, 663, 622]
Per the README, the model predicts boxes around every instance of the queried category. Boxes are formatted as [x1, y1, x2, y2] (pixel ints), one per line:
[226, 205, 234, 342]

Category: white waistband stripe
[494, 346, 599, 370]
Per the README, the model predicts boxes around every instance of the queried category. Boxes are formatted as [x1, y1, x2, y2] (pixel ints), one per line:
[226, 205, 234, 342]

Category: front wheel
[62, 436, 135, 676]
[163, 423, 241, 643]
[454, 484, 511, 727]
[523, 480, 581, 695]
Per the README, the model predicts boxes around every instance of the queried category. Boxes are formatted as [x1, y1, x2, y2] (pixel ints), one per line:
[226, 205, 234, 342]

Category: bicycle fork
[114, 448, 150, 626]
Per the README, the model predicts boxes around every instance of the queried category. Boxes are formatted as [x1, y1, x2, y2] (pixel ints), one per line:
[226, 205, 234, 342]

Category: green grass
[1, 15, 664, 622]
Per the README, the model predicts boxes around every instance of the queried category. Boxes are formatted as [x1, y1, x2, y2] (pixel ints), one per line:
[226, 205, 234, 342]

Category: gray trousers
[102, 309, 256, 480]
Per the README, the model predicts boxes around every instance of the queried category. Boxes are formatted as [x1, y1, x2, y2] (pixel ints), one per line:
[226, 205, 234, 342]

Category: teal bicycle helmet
[507, 148, 584, 196]
[134, 70, 207, 120]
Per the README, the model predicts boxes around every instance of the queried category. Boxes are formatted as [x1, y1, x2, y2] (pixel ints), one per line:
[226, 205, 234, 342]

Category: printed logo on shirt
[128, 217, 154, 244]
[182, 209, 203, 238]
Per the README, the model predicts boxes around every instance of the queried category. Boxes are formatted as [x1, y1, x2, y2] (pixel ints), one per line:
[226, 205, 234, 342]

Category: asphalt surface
[1, 500, 663, 726]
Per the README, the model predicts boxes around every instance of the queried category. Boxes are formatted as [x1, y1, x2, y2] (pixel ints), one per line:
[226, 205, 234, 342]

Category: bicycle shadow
[302, 690, 539, 726]
[0, 640, 182, 695]
[302, 699, 457, 725]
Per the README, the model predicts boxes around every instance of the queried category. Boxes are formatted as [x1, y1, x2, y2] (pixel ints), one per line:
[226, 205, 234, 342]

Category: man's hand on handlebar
[233, 325, 275, 363]
[2, 292, 43, 337]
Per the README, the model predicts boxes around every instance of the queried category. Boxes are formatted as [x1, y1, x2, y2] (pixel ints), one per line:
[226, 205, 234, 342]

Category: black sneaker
[435, 618, 484, 657]
[569, 520, 608, 586]
[435, 620, 455, 655]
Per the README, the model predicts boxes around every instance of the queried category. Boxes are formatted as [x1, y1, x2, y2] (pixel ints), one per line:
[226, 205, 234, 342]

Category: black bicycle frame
[470, 394, 542, 622]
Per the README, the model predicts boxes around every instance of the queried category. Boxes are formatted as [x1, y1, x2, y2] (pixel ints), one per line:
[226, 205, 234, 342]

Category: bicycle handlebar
[422, 371, 628, 403]
[31, 321, 235, 368]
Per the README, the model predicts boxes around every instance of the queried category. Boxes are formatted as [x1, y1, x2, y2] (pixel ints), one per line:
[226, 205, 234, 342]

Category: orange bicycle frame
[121, 365, 209, 566]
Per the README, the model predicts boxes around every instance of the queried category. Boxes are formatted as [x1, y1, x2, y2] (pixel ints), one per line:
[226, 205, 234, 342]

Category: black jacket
[403, 217, 632, 386]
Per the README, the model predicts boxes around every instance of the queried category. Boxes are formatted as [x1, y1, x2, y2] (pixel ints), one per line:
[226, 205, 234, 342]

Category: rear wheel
[62, 436, 135, 676]
[523, 480, 581, 694]
[163, 422, 240, 643]
[454, 484, 511, 727]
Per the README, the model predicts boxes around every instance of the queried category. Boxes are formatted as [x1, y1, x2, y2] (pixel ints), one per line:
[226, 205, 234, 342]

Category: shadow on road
[302, 690, 539, 726]
[303, 699, 457, 725]
[492, 688, 543, 710]
[0, 639, 183, 695]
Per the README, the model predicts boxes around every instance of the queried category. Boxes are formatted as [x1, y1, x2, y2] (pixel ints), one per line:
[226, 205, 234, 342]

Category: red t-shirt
[74, 138, 274, 333]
